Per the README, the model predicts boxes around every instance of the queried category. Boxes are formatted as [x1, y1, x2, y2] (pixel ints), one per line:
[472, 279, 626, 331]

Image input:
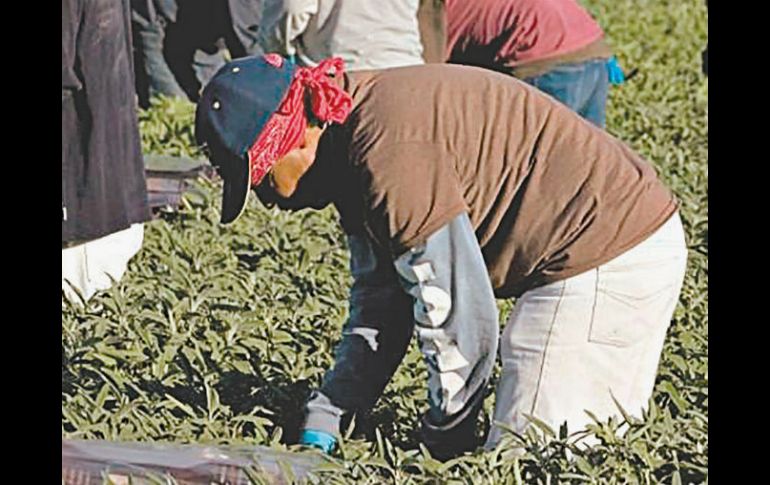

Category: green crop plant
[63, 0, 707, 482]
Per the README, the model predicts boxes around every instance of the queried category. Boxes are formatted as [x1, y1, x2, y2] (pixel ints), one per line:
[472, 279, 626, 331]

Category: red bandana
[247, 56, 353, 187]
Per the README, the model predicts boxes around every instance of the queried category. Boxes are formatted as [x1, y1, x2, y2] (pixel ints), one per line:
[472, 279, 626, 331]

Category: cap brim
[219, 157, 251, 225]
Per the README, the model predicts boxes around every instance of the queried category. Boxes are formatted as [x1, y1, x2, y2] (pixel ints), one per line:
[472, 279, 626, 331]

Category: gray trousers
[303, 213, 499, 458]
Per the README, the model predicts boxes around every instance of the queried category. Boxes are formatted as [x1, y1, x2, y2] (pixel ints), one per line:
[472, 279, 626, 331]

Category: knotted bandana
[247, 55, 353, 187]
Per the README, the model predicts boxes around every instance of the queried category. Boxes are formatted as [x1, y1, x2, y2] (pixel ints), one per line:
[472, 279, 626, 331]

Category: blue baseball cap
[195, 55, 296, 224]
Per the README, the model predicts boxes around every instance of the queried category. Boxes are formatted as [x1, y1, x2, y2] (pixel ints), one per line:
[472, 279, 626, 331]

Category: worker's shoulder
[350, 63, 512, 83]
[347, 63, 523, 107]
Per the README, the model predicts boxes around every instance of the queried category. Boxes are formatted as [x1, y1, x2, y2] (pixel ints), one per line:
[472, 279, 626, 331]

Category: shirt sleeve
[259, 0, 319, 57]
[358, 141, 468, 256]
[392, 211, 498, 443]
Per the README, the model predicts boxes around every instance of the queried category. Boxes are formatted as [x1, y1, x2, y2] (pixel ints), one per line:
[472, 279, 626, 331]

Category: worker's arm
[351, 143, 497, 458]
[393, 212, 499, 460]
[258, 0, 319, 58]
[303, 213, 499, 460]
[301, 232, 415, 451]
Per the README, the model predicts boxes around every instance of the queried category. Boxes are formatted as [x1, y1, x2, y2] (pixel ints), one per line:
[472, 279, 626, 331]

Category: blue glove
[299, 429, 336, 454]
[606, 56, 625, 85]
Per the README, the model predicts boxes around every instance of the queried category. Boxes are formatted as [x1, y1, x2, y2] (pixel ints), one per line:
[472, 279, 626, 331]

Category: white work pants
[62, 224, 144, 304]
[486, 213, 688, 446]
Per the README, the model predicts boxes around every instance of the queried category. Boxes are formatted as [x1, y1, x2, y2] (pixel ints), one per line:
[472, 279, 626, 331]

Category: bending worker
[195, 54, 687, 459]
[445, 0, 625, 127]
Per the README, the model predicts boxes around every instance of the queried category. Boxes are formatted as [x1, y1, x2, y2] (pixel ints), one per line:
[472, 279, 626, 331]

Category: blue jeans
[524, 59, 609, 127]
[131, 7, 188, 107]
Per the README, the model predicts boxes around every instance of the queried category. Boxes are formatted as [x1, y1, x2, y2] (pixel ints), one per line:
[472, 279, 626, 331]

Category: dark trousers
[132, 0, 263, 107]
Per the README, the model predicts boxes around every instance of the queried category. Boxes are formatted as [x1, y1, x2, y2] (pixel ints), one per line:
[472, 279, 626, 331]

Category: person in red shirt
[445, 0, 625, 127]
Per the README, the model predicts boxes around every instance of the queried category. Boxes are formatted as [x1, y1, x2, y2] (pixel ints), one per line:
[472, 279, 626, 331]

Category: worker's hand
[606, 56, 626, 85]
[299, 429, 337, 454]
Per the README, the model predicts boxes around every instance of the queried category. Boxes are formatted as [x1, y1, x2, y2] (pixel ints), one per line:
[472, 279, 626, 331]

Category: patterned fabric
[247, 56, 353, 186]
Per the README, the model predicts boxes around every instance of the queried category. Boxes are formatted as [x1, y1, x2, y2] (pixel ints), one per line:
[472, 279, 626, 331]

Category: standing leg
[165, 0, 227, 101]
[131, 2, 188, 107]
[191, 47, 228, 98]
[225, 0, 264, 58]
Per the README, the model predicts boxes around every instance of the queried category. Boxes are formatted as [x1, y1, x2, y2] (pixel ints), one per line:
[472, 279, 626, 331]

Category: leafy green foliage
[63, 0, 707, 482]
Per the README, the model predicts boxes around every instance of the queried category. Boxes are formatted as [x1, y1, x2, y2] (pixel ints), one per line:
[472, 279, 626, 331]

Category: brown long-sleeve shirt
[294, 64, 676, 297]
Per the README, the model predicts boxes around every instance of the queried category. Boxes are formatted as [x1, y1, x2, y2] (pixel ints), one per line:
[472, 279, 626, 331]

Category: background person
[131, 0, 264, 107]
[63, 0, 151, 303]
[445, 0, 625, 127]
[258, 0, 442, 70]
